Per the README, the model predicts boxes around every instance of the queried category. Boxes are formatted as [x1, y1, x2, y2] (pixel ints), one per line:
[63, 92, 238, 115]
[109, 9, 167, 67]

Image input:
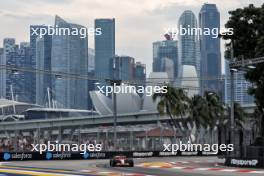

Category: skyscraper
[3, 38, 16, 53]
[134, 62, 146, 82]
[161, 58, 174, 79]
[178, 10, 200, 70]
[2, 38, 15, 100]
[111, 56, 135, 81]
[0, 48, 4, 98]
[29, 25, 45, 103]
[199, 4, 221, 95]
[225, 60, 254, 105]
[88, 48, 95, 72]
[152, 39, 178, 79]
[177, 10, 200, 92]
[51, 15, 88, 109]
[19, 42, 32, 103]
[87, 48, 95, 109]
[95, 19, 115, 80]
[2, 39, 31, 102]
[36, 27, 52, 106]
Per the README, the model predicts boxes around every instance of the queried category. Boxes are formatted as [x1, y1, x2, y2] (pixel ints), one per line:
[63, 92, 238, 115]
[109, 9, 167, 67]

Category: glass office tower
[1, 38, 15, 99]
[178, 10, 200, 69]
[153, 40, 178, 79]
[199, 4, 221, 95]
[95, 18, 115, 80]
[51, 16, 88, 109]
[111, 56, 135, 81]
[178, 10, 200, 89]
[225, 60, 254, 105]
[36, 27, 52, 106]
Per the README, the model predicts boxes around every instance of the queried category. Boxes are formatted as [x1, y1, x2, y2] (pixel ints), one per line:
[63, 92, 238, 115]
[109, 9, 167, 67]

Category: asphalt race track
[0, 156, 264, 176]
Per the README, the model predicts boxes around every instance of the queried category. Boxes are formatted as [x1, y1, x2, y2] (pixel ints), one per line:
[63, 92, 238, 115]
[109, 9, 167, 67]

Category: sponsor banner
[202, 151, 218, 155]
[0, 152, 81, 161]
[132, 152, 154, 157]
[159, 151, 179, 156]
[181, 151, 199, 156]
[2, 152, 33, 161]
[225, 157, 264, 168]
[87, 152, 107, 159]
[0, 151, 216, 161]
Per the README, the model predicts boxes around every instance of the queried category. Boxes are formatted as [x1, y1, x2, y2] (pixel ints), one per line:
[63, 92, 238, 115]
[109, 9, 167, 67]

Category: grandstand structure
[0, 97, 256, 152]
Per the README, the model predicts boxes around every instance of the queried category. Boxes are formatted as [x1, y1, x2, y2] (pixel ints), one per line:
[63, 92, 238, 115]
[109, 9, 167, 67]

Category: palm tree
[188, 95, 210, 129]
[222, 102, 245, 145]
[188, 94, 211, 143]
[153, 87, 226, 142]
[202, 91, 225, 144]
[152, 86, 189, 134]
[188, 92, 224, 143]
[204, 91, 225, 129]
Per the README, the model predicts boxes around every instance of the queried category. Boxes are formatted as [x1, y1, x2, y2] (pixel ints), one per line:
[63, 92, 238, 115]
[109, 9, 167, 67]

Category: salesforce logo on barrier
[83, 152, 89, 159]
[46, 152, 53, 160]
[3, 152, 11, 161]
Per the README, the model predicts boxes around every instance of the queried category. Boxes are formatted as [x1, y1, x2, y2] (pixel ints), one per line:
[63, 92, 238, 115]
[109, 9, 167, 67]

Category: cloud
[146, 2, 200, 23]
[0, 0, 263, 74]
[20, 0, 73, 4]
[0, 9, 51, 20]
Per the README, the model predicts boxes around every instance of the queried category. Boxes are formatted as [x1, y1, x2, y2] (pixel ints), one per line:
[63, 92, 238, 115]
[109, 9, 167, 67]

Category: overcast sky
[0, 0, 263, 75]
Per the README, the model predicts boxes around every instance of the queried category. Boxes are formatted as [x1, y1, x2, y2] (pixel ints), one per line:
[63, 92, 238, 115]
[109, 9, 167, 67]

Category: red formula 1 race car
[110, 155, 134, 167]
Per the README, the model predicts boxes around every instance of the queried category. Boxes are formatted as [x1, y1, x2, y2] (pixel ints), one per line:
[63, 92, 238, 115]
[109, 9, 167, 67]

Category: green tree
[188, 94, 211, 143]
[188, 94, 210, 129]
[204, 92, 225, 144]
[204, 91, 224, 129]
[187, 92, 225, 144]
[223, 3, 264, 139]
[152, 86, 189, 134]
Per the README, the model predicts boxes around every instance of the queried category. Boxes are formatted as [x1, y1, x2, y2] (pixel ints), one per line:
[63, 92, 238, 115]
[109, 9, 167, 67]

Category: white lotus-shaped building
[90, 72, 170, 115]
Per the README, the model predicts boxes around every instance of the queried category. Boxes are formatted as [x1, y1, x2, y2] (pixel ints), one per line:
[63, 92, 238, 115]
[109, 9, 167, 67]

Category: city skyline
[0, 1, 263, 173]
[0, 0, 262, 75]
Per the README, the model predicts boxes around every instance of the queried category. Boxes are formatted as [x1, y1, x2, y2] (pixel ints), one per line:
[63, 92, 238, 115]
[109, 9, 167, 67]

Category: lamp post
[110, 57, 122, 151]
[113, 88, 117, 150]
[109, 79, 121, 150]
[230, 68, 235, 152]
